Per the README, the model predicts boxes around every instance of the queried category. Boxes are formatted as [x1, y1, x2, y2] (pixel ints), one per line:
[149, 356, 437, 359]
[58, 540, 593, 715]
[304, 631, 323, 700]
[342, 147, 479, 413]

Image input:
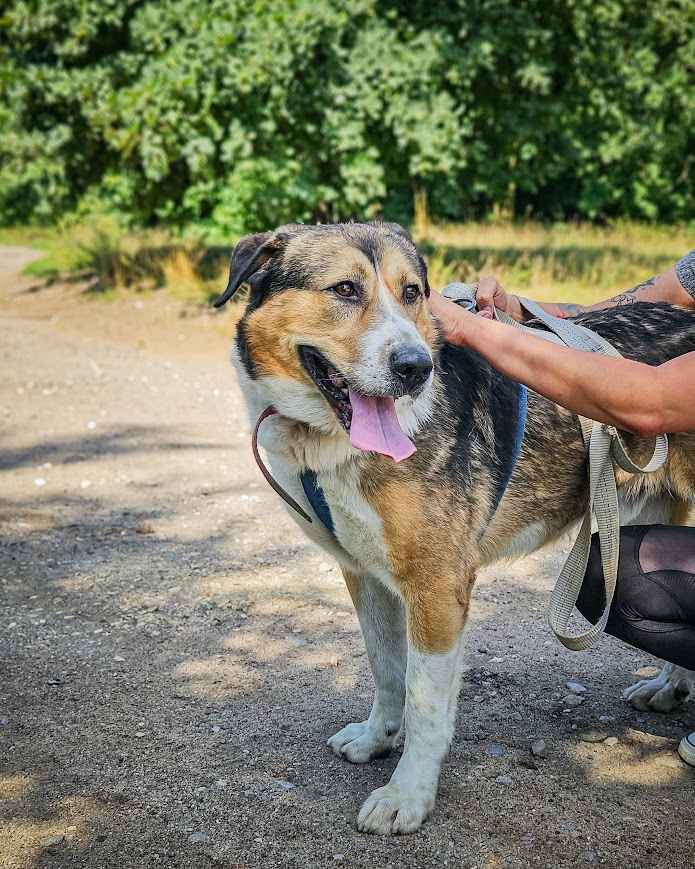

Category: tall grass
[413, 197, 693, 304]
[0, 220, 229, 302]
[2, 212, 692, 305]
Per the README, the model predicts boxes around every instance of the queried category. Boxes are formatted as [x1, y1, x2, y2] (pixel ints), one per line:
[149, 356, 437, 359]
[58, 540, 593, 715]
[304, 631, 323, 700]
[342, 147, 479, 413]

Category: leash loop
[514, 296, 668, 650]
[252, 406, 313, 524]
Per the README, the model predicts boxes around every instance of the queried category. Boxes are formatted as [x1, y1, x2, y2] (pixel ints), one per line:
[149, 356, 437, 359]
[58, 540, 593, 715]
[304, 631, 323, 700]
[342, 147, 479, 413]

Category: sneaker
[678, 732, 695, 767]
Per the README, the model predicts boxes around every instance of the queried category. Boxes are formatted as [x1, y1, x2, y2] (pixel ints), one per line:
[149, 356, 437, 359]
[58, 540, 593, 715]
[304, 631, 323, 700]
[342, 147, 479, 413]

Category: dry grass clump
[0, 220, 229, 303]
[413, 196, 693, 305]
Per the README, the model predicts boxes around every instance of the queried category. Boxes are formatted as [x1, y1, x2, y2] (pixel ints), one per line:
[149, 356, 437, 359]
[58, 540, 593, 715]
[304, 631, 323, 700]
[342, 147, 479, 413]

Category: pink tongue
[348, 390, 416, 462]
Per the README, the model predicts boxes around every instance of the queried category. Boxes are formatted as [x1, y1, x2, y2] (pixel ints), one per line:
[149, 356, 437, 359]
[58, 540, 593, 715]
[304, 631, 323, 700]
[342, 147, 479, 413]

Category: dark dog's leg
[356, 574, 471, 835]
[328, 570, 407, 763]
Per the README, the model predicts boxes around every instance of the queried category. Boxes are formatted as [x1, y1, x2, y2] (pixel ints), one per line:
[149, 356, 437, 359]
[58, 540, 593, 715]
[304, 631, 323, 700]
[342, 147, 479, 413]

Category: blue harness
[300, 469, 336, 534]
[492, 382, 528, 513]
[298, 382, 528, 534]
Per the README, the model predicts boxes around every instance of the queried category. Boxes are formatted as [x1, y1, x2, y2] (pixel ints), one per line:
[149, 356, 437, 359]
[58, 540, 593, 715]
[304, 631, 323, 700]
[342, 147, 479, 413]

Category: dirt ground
[1, 246, 693, 869]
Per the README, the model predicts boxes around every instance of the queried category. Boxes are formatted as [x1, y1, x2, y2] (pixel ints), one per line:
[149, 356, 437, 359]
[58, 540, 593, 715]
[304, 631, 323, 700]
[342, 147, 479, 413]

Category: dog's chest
[267, 452, 394, 582]
[316, 469, 393, 578]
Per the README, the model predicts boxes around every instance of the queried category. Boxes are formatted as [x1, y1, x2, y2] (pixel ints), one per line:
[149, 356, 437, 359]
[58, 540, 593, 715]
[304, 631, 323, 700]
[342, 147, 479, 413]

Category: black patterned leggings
[577, 525, 695, 670]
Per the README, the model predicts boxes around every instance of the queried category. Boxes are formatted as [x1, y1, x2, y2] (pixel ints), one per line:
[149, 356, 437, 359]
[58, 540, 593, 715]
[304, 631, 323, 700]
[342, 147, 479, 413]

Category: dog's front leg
[328, 570, 407, 763]
[357, 583, 468, 835]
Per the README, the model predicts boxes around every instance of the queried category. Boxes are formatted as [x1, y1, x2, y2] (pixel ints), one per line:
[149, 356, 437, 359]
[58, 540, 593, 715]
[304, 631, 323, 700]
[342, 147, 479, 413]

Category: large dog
[217, 222, 695, 834]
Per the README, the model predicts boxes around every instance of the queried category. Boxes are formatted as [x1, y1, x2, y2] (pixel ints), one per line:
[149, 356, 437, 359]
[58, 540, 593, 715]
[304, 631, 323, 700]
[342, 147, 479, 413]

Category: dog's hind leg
[620, 491, 693, 527]
[623, 662, 694, 712]
[357, 578, 470, 835]
[327, 571, 407, 763]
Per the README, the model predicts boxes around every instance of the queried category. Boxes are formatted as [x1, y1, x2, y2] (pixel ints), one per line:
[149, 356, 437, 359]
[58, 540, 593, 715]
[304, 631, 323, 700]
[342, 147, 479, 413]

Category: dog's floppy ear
[379, 221, 411, 241]
[418, 254, 431, 298]
[213, 232, 285, 308]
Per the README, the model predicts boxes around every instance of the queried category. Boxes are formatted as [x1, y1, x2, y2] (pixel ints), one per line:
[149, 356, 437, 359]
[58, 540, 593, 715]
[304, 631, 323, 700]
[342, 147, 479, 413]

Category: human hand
[474, 275, 523, 321]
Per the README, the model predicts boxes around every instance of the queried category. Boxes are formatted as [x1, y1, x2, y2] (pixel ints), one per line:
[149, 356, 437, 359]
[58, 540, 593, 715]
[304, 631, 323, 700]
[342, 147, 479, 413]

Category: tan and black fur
[218, 222, 695, 834]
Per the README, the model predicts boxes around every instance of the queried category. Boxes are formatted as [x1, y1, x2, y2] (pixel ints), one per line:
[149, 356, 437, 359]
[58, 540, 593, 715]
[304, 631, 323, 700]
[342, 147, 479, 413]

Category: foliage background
[1, 0, 694, 236]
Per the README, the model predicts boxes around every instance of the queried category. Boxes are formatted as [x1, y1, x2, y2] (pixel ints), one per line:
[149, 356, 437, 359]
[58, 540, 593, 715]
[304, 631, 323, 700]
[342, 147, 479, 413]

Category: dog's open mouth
[299, 346, 352, 429]
[298, 346, 416, 462]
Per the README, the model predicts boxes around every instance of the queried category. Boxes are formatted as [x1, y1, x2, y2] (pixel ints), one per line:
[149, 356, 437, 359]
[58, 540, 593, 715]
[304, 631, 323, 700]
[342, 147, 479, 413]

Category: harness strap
[300, 469, 335, 534]
[492, 382, 528, 511]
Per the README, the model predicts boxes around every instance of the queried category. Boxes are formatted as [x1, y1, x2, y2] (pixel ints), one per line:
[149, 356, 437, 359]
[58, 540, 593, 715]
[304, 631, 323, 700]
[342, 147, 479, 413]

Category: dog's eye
[331, 281, 358, 299]
[403, 284, 421, 304]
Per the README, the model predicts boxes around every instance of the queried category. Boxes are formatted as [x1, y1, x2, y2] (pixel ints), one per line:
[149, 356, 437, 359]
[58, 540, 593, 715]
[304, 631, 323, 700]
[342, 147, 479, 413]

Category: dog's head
[215, 222, 438, 459]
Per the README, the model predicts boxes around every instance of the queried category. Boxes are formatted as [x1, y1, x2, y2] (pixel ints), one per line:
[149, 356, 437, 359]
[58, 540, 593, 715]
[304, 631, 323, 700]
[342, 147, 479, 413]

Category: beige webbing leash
[442, 284, 669, 651]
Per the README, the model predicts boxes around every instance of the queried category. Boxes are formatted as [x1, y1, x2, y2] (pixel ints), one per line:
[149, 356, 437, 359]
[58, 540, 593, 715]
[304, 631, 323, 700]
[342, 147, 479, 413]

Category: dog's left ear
[418, 254, 431, 298]
[378, 221, 411, 241]
[213, 232, 285, 308]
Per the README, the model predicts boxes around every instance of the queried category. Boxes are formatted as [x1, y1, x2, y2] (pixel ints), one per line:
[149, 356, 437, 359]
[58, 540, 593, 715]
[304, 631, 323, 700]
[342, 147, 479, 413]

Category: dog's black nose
[390, 346, 433, 393]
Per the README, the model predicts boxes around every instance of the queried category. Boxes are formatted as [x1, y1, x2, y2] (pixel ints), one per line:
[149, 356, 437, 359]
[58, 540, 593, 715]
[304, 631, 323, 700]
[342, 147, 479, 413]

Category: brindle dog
[215, 222, 695, 835]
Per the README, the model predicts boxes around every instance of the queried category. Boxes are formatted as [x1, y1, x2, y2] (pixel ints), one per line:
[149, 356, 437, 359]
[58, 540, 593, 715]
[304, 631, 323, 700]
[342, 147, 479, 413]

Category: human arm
[428, 291, 695, 437]
[474, 251, 695, 321]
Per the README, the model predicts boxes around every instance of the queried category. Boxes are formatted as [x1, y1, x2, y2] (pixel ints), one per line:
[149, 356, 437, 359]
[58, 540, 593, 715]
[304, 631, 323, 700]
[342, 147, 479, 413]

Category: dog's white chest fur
[233, 350, 395, 583]
[311, 466, 394, 579]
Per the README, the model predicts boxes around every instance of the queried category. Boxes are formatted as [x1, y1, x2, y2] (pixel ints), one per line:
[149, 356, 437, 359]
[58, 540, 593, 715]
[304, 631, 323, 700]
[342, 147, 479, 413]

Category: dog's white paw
[327, 720, 395, 763]
[623, 665, 692, 712]
[356, 783, 433, 835]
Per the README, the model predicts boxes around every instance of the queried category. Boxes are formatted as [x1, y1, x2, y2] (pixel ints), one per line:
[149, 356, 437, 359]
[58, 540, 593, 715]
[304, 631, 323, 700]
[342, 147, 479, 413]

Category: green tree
[1, 0, 693, 231]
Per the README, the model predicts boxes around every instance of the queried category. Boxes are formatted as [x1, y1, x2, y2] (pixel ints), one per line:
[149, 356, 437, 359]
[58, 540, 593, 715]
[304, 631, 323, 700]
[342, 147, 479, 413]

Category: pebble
[188, 832, 210, 844]
[274, 779, 296, 790]
[603, 736, 618, 747]
[530, 738, 547, 759]
[40, 835, 64, 848]
[561, 694, 584, 708]
[34, 478, 46, 487]
[333, 855, 346, 863]
[566, 681, 587, 695]
[87, 420, 97, 430]
[485, 743, 506, 758]
[495, 775, 513, 785]
[579, 729, 608, 743]
[113, 656, 125, 662]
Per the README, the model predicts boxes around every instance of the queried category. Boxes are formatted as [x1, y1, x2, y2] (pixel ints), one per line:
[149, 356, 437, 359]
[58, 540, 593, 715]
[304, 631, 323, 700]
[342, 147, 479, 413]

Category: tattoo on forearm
[609, 276, 656, 306]
[611, 293, 637, 306]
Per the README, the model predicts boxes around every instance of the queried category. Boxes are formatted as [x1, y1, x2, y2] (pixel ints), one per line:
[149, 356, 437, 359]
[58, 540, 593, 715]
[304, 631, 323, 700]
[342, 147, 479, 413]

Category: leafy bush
[1, 0, 694, 233]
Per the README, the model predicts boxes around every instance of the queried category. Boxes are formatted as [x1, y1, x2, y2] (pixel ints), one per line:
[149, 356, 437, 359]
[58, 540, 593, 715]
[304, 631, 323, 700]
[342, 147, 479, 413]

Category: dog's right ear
[213, 232, 285, 308]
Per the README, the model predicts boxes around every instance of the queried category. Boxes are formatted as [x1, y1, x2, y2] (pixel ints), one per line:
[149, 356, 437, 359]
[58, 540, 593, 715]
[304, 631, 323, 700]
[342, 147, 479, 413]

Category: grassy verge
[2, 216, 692, 306]
[414, 209, 693, 305]
[0, 221, 230, 304]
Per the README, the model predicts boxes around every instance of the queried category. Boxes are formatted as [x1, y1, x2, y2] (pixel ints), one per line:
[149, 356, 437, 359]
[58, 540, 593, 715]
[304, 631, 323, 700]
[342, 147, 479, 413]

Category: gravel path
[1, 247, 693, 869]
